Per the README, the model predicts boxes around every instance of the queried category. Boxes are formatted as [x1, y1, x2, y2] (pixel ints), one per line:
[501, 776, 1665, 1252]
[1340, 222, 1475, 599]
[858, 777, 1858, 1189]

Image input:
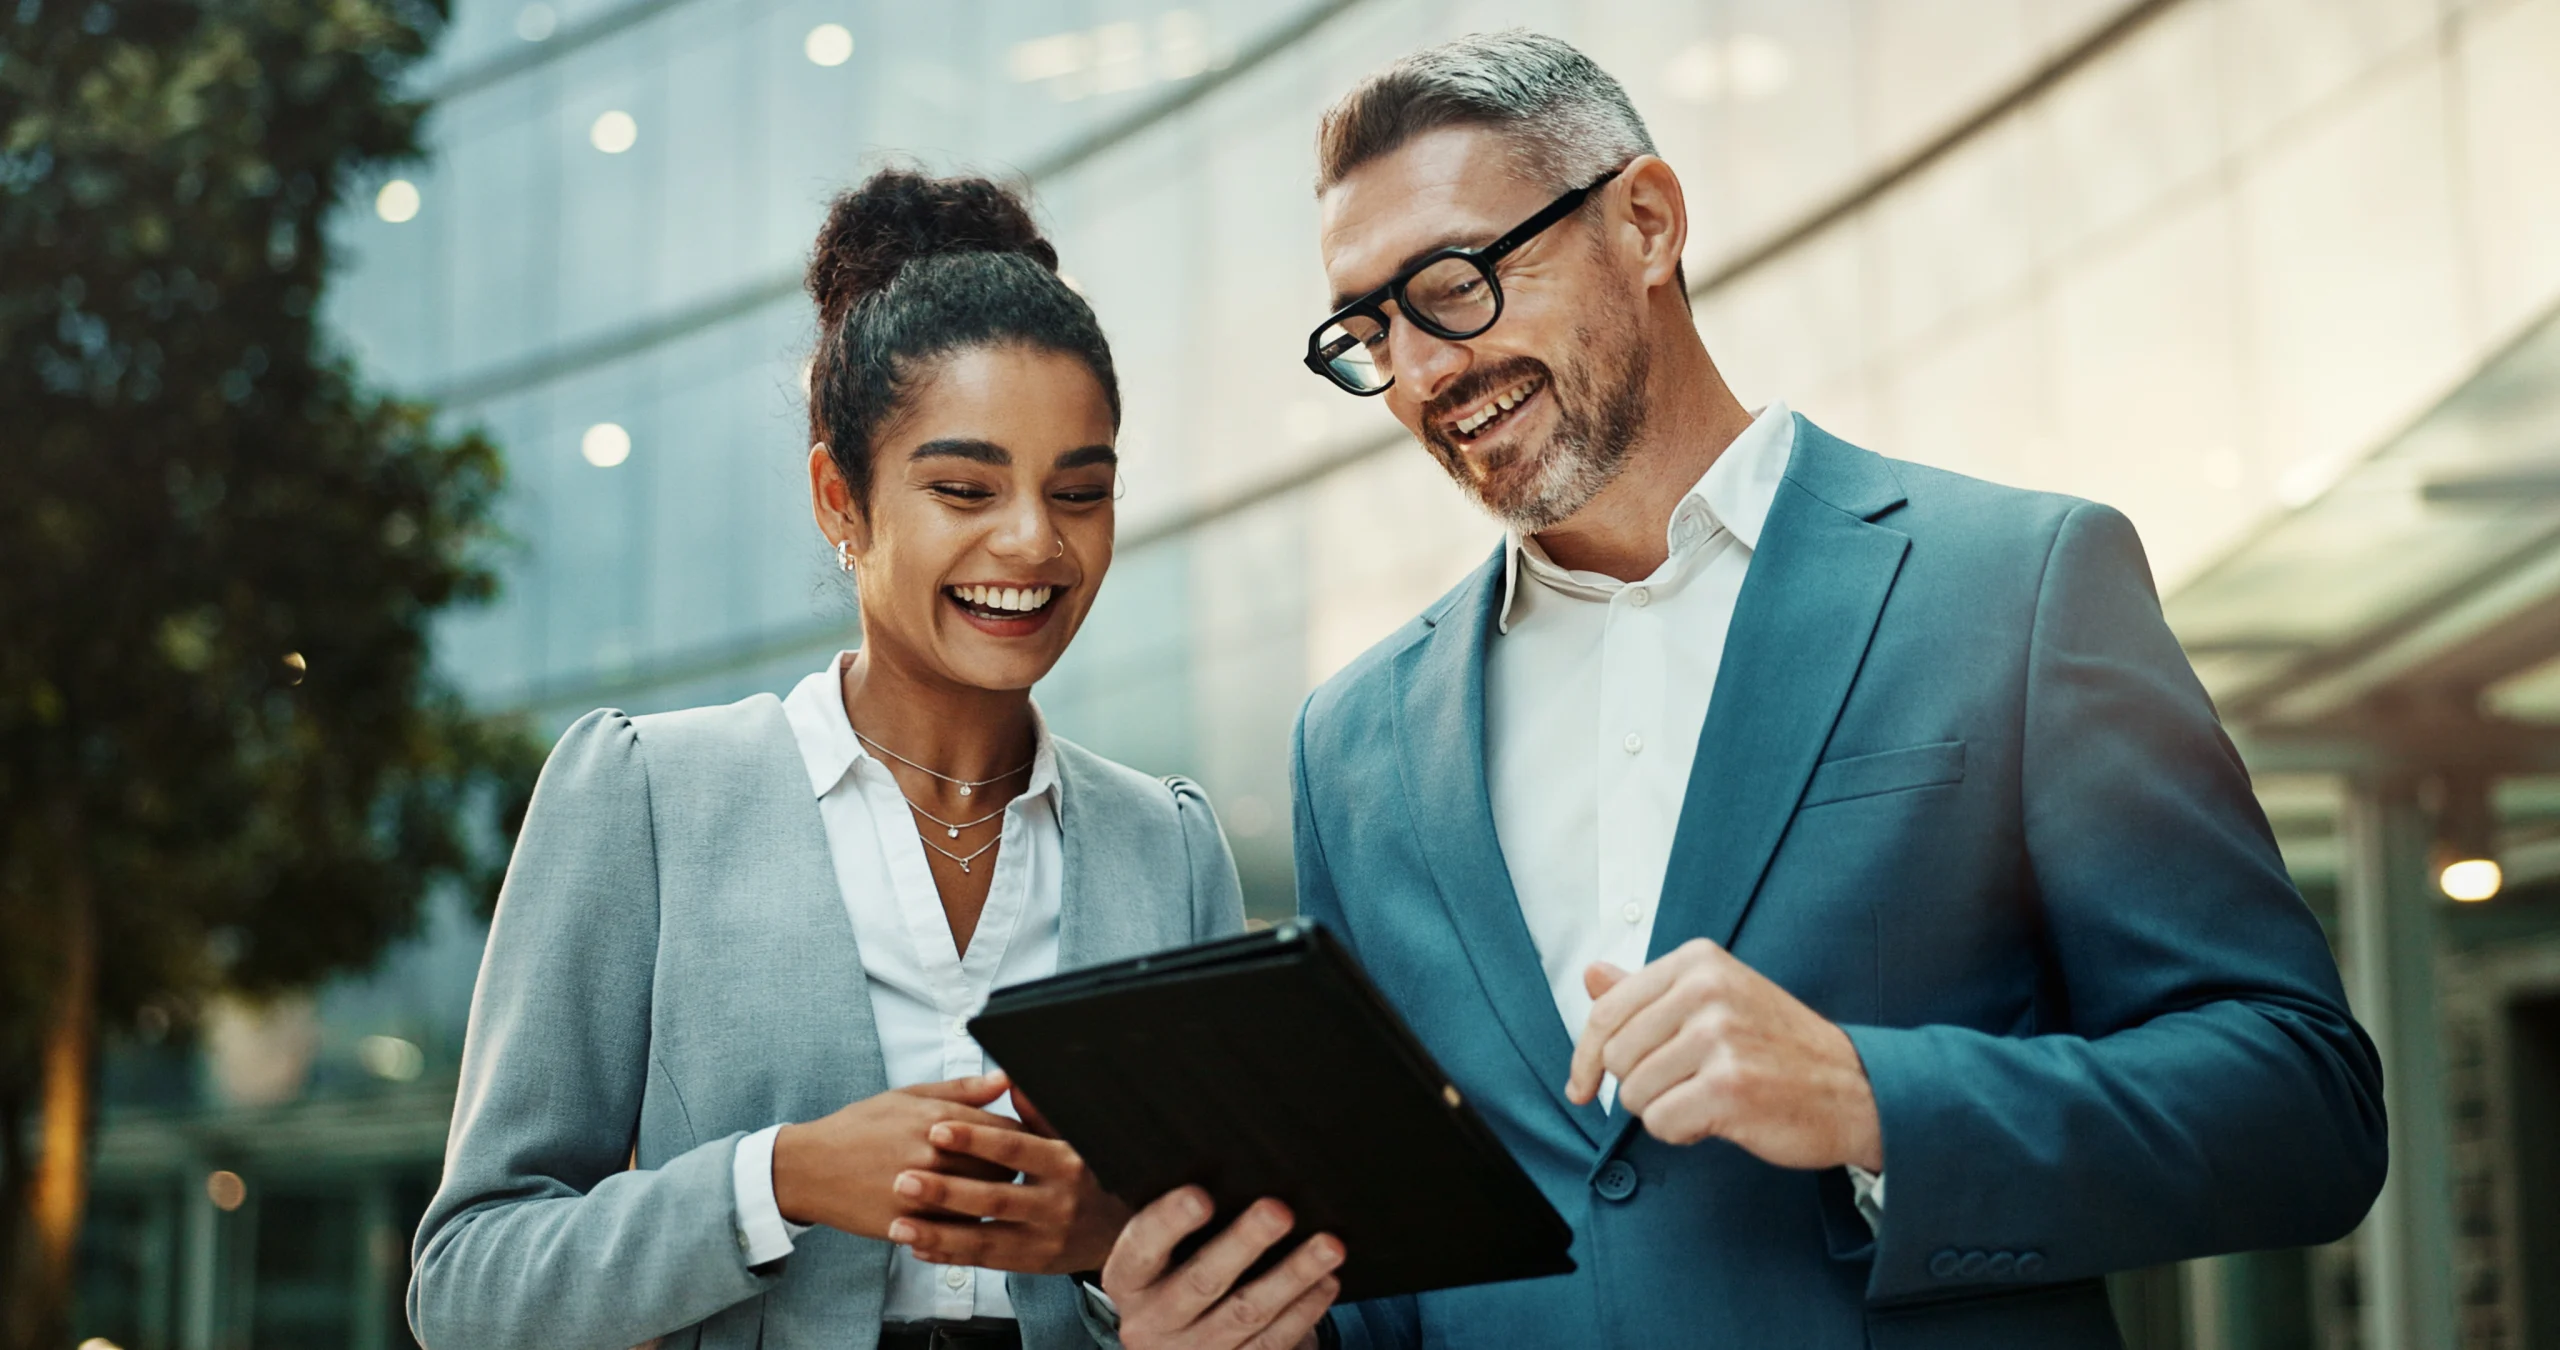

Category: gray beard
[1475, 326, 1651, 534]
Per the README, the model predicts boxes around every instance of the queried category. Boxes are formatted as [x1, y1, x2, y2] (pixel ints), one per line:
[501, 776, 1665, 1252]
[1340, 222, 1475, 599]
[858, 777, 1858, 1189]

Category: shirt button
[944, 1265, 969, 1290]
[1628, 587, 1650, 608]
[1622, 733, 1643, 754]
[950, 1018, 970, 1038]
[1620, 902, 1643, 925]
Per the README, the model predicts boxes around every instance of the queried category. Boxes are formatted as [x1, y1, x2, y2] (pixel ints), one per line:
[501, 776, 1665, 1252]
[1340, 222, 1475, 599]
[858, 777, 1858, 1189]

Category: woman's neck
[838, 644, 1037, 785]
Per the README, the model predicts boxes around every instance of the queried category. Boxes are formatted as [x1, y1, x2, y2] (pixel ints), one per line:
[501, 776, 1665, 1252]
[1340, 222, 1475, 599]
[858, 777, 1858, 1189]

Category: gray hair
[1315, 30, 1656, 195]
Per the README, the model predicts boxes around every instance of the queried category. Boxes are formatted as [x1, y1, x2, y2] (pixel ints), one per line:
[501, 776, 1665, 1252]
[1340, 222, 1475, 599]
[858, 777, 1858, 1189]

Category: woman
[408, 170, 1243, 1350]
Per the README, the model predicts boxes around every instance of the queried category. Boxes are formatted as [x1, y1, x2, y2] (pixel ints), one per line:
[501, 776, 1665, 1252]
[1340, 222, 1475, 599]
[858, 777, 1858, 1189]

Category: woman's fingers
[889, 1216, 1018, 1270]
[930, 1119, 1077, 1177]
[1008, 1084, 1057, 1137]
[900, 1072, 1011, 1107]
[897, 1169, 1046, 1223]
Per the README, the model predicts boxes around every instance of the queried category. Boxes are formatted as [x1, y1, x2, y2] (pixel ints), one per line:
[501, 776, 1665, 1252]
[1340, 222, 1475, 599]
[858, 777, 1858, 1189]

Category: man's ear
[1617, 155, 1689, 295]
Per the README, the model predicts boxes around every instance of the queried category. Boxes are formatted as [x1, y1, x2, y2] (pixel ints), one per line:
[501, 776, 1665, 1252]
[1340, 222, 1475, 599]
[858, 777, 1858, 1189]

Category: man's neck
[1529, 336, 1754, 581]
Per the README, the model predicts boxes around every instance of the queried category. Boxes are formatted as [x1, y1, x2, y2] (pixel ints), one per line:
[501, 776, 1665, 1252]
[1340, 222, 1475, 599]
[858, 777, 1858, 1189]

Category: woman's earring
[836, 538, 856, 572]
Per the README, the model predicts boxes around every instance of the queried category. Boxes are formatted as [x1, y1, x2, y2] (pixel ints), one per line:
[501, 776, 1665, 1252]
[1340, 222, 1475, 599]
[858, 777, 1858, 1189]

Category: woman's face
[812, 344, 1118, 693]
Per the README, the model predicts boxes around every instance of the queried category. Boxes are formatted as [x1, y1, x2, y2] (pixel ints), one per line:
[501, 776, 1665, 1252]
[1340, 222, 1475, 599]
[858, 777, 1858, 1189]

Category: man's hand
[771, 1074, 1023, 1239]
[885, 1087, 1132, 1275]
[1566, 939, 1883, 1172]
[1101, 1187, 1341, 1350]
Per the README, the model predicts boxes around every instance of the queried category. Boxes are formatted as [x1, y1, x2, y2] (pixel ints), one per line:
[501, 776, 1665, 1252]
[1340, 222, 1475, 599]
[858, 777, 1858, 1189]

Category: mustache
[1420, 357, 1552, 438]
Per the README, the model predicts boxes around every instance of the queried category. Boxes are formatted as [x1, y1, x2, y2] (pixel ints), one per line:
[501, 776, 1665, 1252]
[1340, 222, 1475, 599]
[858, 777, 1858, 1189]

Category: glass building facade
[73, 0, 2560, 1345]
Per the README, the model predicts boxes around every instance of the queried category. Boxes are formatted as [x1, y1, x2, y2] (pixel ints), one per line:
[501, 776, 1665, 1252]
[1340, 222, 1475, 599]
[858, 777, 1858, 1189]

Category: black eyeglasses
[1303, 166, 1625, 396]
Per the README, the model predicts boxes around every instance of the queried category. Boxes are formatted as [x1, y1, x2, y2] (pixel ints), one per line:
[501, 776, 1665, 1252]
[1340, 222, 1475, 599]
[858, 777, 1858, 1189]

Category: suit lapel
[1648, 420, 1911, 964]
[1394, 552, 1611, 1148]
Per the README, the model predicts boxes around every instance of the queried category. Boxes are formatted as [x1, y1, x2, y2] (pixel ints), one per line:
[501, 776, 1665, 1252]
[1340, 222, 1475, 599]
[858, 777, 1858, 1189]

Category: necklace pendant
[946, 826, 960, 838]
[959, 859, 972, 874]
[960, 784, 973, 797]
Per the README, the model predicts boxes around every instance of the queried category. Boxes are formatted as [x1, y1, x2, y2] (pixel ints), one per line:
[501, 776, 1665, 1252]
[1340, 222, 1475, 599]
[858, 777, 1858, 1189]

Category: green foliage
[0, 0, 537, 1085]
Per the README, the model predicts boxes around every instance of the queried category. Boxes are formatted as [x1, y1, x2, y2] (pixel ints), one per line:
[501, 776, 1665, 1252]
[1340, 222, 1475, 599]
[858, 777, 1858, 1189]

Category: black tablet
[968, 919, 1576, 1305]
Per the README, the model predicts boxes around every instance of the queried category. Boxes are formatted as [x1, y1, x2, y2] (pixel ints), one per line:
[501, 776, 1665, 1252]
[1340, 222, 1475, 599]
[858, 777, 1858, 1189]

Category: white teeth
[952, 585, 1055, 613]
[1454, 380, 1537, 438]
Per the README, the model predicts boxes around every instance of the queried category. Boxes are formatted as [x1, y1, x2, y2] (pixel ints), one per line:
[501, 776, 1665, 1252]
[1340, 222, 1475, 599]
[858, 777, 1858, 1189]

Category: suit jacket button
[2017, 1251, 2045, 1277]
[1928, 1250, 1960, 1279]
[1987, 1252, 2017, 1278]
[1957, 1251, 1989, 1278]
[1593, 1159, 1640, 1202]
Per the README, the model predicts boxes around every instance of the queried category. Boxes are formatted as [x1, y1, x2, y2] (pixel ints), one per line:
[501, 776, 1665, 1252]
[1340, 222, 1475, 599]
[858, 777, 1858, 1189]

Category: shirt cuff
[1077, 1277, 1121, 1329]
[1845, 1165, 1886, 1236]
[734, 1124, 812, 1268]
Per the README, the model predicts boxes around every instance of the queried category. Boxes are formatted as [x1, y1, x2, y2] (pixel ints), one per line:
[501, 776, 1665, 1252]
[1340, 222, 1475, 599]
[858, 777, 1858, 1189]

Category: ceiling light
[206, 1170, 247, 1212]
[590, 110, 637, 155]
[582, 422, 631, 467]
[374, 179, 420, 224]
[805, 23, 854, 67]
[2439, 858, 2502, 902]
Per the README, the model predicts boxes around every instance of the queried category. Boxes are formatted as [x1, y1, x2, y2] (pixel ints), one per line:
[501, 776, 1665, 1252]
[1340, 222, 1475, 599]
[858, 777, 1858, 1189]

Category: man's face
[1318, 125, 1651, 532]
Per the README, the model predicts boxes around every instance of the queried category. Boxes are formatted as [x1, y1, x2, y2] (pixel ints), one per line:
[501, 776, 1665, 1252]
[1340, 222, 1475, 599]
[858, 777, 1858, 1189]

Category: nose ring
[1052, 536, 1064, 560]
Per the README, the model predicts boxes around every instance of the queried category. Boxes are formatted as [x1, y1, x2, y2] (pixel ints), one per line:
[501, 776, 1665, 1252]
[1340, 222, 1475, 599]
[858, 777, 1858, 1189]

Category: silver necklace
[852, 726, 1029, 874]
[854, 729, 1032, 798]
[917, 831, 1003, 875]
[906, 799, 1007, 839]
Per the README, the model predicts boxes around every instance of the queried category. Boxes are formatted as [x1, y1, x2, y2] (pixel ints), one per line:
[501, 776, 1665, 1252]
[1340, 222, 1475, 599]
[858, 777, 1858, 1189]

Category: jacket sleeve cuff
[732, 1124, 809, 1268]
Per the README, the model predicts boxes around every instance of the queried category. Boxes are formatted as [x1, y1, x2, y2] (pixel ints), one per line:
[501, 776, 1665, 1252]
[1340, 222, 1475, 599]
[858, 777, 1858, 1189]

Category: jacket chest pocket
[1800, 740, 1965, 809]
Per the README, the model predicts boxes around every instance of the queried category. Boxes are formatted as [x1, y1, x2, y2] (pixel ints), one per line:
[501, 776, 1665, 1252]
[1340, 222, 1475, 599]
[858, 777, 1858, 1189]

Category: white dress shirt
[730, 652, 1064, 1321]
[1484, 403, 1885, 1223]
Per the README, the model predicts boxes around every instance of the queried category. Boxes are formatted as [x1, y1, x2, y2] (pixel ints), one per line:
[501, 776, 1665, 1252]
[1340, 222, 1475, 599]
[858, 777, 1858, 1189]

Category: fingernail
[1180, 1190, 1209, 1221]
[888, 1220, 915, 1243]
[896, 1173, 924, 1198]
[930, 1123, 958, 1147]
[1320, 1238, 1344, 1266]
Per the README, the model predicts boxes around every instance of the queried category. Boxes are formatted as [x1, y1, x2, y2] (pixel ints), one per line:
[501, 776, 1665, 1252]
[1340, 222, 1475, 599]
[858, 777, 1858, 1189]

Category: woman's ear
[808, 442, 872, 556]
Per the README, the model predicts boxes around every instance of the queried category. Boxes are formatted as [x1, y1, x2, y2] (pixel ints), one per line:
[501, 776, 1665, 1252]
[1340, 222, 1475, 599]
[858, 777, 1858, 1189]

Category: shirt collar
[781, 651, 1061, 806]
[1498, 400, 1795, 632]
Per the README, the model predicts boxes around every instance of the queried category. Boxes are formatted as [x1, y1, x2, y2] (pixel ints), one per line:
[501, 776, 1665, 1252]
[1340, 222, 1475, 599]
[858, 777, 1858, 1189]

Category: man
[1098, 30, 2386, 1349]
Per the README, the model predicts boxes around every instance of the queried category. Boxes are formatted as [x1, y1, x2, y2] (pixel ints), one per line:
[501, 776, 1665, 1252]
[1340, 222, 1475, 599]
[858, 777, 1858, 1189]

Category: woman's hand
[772, 1074, 1023, 1239]
[886, 1087, 1134, 1275]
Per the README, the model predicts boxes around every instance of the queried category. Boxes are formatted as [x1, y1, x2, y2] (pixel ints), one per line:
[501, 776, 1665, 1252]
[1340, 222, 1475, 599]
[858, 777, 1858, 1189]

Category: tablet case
[969, 919, 1576, 1304]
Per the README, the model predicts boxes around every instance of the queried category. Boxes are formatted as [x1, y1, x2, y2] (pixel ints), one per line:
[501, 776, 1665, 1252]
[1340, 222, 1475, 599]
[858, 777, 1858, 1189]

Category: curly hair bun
[806, 169, 1060, 327]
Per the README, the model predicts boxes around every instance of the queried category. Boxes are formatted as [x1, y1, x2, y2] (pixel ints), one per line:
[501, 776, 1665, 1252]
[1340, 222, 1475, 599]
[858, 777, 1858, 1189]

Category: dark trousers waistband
[878, 1318, 1021, 1350]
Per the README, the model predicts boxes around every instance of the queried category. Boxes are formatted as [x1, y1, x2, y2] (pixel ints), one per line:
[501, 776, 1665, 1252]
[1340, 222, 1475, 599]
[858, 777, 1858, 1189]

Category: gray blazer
[409, 694, 1245, 1350]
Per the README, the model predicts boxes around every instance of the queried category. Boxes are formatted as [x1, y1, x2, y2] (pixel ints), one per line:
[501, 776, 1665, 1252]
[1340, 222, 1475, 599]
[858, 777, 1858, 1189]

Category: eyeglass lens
[1314, 255, 1501, 392]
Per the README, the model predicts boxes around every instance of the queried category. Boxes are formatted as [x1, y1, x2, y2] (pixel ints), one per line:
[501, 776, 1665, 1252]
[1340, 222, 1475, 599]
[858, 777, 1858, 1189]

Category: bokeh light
[589, 110, 637, 154]
[805, 23, 854, 67]
[581, 422, 631, 468]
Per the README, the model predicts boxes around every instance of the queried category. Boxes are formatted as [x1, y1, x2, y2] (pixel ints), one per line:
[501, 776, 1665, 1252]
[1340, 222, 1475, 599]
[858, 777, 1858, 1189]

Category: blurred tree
[0, 0, 537, 1341]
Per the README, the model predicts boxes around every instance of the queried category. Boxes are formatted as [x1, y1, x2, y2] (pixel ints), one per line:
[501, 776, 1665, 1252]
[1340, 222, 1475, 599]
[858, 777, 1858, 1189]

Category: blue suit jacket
[1291, 419, 2386, 1349]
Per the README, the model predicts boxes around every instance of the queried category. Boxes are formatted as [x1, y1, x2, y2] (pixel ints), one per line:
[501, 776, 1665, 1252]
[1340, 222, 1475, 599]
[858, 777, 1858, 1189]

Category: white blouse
[730, 652, 1064, 1321]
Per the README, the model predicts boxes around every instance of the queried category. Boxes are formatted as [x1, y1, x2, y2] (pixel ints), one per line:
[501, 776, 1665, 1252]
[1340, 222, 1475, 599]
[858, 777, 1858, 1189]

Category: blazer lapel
[1049, 737, 1187, 973]
[745, 696, 894, 1110]
[1393, 551, 1611, 1148]
[1649, 420, 1912, 963]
